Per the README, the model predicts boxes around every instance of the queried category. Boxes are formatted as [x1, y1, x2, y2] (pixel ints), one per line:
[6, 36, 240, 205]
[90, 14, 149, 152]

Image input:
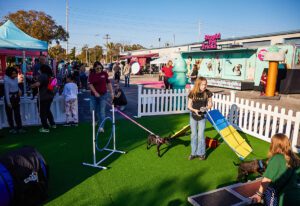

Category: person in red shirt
[88, 61, 114, 131]
[161, 60, 173, 89]
[260, 71, 268, 96]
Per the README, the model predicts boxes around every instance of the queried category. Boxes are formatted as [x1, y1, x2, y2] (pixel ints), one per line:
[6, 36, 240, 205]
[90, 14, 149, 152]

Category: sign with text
[201, 33, 221, 50]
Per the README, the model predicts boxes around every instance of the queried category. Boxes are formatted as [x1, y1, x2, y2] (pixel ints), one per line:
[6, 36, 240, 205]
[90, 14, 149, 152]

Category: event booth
[120, 53, 159, 74]
[181, 44, 300, 92]
[0, 20, 67, 129]
[0, 20, 48, 77]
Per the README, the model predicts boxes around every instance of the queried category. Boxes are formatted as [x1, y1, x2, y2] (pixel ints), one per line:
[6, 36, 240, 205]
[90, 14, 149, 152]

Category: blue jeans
[91, 93, 108, 124]
[125, 75, 130, 87]
[190, 114, 206, 156]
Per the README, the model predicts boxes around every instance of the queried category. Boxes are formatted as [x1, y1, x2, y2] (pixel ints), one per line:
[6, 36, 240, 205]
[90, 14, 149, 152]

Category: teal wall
[182, 44, 295, 87]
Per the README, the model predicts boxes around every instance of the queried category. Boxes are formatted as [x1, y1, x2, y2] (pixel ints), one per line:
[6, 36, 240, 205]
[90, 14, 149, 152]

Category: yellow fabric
[220, 126, 252, 159]
[171, 125, 190, 139]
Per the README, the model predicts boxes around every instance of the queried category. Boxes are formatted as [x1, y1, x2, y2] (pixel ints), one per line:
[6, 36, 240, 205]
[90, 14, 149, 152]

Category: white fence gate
[137, 85, 300, 152]
[0, 94, 70, 129]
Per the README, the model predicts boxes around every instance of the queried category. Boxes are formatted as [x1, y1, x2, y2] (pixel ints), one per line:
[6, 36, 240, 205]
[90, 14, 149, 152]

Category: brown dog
[147, 134, 171, 157]
[234, 159, 267, 182]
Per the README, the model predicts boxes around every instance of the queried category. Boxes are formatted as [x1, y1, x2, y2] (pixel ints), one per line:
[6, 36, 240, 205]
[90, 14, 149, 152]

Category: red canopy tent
[120, 53, 159, 67]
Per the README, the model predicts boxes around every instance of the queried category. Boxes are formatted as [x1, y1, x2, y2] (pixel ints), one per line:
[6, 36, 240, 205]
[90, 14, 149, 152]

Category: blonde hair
[189, 77, 207, 100]
[268, 133, 300, 168]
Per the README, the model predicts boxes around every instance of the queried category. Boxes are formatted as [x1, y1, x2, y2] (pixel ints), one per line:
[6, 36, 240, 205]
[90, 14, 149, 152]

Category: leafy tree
[124, 44, 145, 51]
[76, 44, 104, 66]
[69, 47, 76, 60]
[1, 10, 69, 43]
[49, 44, 66, 61]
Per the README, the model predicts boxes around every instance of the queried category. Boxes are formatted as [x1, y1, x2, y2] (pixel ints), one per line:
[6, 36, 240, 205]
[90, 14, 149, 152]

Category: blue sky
[1, 0, 300, 52]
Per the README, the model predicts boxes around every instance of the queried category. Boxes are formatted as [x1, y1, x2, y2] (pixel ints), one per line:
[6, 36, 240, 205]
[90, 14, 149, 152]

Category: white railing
[137, 85, 300, 152]
[137, 85, 189, 117]
[0, 94, 70, 128]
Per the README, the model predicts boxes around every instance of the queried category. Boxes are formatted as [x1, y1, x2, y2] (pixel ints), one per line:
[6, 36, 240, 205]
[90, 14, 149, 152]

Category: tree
[1, 10, 69, 43]
[124, 44, 145, 51]
[69, 47, 76, 60]
[49, 44, 66, 61]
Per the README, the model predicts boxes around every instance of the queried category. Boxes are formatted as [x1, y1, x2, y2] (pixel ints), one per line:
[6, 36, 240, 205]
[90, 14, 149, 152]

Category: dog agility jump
[82, 105, 125, 169]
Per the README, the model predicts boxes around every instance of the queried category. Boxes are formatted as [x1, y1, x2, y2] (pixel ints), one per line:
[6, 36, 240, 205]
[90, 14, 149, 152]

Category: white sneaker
[99, 128, 104, 133]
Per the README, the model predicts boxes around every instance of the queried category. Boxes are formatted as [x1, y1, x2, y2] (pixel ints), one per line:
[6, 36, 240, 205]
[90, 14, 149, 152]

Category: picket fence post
[292, 112, 300, 152]
[137, 84, 143, 118]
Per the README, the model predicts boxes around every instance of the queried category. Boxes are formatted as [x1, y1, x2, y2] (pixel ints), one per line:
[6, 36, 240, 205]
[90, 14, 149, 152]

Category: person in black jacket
[31, 65, 56, 133]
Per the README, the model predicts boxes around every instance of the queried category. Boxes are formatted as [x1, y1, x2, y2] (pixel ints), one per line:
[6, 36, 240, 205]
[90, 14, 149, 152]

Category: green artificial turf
[0, 114, 270, 206]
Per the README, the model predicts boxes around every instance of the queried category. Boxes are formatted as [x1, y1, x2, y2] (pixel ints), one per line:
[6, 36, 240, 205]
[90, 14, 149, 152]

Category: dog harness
[155, 136, 164, 144]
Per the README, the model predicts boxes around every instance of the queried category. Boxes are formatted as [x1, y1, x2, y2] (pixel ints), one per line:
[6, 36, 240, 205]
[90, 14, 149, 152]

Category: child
[260, 71, 268, 96]
[189, 64, 198, 89]
[112, 83, 127, 111]
[187, 77, 213, 160]
[250, 133, 300, 205]
[62, 75, 78, 126]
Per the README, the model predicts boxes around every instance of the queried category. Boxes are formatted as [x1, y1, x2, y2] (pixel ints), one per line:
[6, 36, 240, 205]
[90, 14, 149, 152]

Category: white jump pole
[82, 106, 125, 169]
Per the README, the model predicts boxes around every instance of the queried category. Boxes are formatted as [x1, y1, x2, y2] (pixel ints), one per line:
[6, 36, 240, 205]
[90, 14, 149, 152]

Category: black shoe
[198, 155, 206, 160]
[71, 122, 78, 127]
[18, 128, 27, 134]
[189, 155, 196, 160]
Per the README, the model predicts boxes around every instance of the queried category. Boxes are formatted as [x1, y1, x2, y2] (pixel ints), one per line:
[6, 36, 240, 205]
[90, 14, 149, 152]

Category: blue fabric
[0, 20, 48, 50]
[207, 109, 225, 125]
[0, 163, 14, 206]
[216, 121, 229, 131]
[190, 114, 206, 156]
[264, 186, 279, 206]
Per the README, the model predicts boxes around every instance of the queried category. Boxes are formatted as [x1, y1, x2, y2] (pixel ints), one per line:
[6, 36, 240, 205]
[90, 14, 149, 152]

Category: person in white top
[62, 75, 78, 126]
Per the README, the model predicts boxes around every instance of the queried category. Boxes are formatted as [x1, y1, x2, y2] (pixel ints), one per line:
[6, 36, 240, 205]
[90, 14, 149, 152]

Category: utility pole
[85, 47, 88, 65]
[103, 34, 111, 63]
[66, 0, 69, 56]
[173, 34, 175, 46]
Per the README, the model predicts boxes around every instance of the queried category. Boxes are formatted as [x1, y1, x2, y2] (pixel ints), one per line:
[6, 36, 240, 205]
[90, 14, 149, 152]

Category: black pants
[5, 94, 22, 129]
[164, 77, 173, 90]
[259, 82, 266, 93]
[114, 71, 120, 82]
[39, 99, 55, 129]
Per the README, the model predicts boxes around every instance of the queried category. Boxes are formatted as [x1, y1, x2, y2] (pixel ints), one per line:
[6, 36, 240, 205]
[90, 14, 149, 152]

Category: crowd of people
[1, 56, 131, 134]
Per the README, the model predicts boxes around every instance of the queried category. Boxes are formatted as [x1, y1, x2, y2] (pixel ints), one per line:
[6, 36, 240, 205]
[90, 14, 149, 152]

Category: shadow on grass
[160, 138, 190, 157]
[109, 169, 209, 206]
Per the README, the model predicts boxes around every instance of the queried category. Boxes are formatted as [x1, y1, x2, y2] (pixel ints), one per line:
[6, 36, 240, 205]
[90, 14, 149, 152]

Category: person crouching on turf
[62, 74, 78, 126]
[112, 82, 127, 111]
[187, 77, 213, 160]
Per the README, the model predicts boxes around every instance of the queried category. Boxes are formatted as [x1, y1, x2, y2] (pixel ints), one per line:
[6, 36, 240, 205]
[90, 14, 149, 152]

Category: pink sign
[201, 33, 221, 50]
[258, 49, 267, 61]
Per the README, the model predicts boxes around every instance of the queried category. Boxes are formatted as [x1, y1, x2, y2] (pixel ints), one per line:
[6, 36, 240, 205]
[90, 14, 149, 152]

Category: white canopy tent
[150, 53, 180, 72]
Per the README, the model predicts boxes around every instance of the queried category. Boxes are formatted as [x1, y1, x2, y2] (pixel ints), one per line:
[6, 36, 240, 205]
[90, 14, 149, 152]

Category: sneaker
[9, 129, 18, 134]
[51, 125, 57, 129]
[72, 122, 78, 127]
[39, 128, 50, 133]
[99, 127, 104, 133]
[189, 155, 196, 160]
[17, 128, 26, 134]
[63, 123, 71, 127]
[198, 155, 206, 160]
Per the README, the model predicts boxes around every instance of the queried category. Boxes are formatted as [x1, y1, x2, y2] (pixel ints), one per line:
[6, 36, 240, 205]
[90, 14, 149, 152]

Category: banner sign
[201, 33, 221, 50]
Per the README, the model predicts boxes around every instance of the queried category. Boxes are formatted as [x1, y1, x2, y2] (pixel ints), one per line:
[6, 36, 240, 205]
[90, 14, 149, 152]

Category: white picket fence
[137, 85, 300, 152]
[0, 94, 69, 129]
